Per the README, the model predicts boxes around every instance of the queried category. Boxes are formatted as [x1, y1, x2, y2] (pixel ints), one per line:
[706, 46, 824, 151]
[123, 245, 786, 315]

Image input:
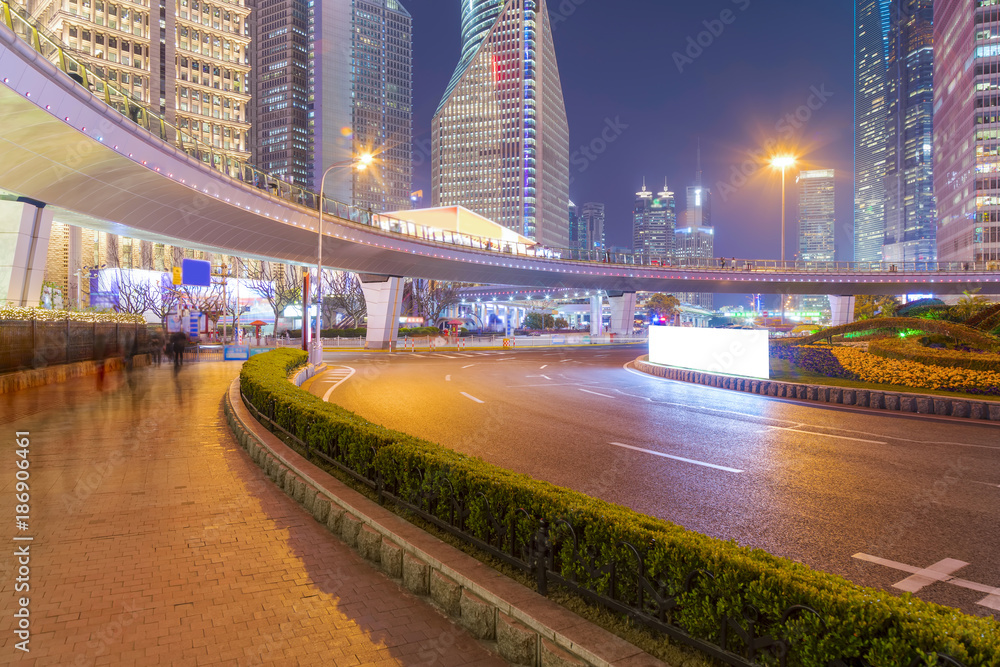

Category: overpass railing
[3, 1, 997, 279]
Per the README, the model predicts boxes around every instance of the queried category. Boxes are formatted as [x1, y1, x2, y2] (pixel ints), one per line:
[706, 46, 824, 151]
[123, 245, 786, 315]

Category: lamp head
[771, 155, 796, 169]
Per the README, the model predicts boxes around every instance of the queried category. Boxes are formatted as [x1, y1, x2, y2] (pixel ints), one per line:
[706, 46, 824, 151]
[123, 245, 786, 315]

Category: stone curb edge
[631, 357, 1000, 423]
[223, 378, 669, 667]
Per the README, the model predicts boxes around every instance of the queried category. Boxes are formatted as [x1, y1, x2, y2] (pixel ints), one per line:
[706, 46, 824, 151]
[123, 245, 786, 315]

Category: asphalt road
[305, 345, 1000, 619]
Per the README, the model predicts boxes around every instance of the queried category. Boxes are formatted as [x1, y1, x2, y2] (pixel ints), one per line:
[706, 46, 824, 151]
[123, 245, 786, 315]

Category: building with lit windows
[799, 170, 837, 262]
[855, 0, 891, 262]
[580, 202, 605, 251]
[252, 0, 412, 210]
[883, 0, 936, 263]
[632, 180, 675, 259]
[29, 0, 252, 161]
[934, 0, 1000, 263]
[568, 200, 587, 250]
[432, 0, 570, 247]
[675, 160, 713, 308]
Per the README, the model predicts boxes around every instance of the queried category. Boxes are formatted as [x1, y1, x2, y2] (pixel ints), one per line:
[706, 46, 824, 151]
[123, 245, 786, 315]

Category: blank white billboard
[648, 327, 770, 379]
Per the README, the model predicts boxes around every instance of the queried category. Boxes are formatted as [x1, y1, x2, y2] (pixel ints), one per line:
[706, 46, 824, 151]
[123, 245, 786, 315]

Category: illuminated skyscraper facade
[632, 180, 675, 258]
[676, 172, 714, 308]
[798, 170, 837, 262]
[580, 202, 605, 250]
[432, 0, 570, 247]
[934, 0, 1000, 263]
[883, 0, 936, 263]
[855, 0, 891, 262]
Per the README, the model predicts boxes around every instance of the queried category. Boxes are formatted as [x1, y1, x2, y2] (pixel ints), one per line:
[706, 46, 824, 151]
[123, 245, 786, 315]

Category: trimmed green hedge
[784, 318, 1000, 352]
[868, 338, 1000, 372]
[240, 349, 1000, 666]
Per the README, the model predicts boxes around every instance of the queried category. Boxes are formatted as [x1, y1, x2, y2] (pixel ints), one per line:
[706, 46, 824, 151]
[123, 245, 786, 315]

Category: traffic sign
[181, 258, 211, 287]
[172, 266, 182, 285]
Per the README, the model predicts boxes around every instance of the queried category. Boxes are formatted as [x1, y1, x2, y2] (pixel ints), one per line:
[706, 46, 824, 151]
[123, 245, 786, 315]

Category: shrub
[788, 318, 1000, 352]
[238, 350, 1000, 665]
[770, 343, 857, 379]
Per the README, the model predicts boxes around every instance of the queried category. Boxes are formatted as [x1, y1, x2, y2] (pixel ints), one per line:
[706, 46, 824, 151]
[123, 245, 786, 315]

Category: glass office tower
[632, 180, 675, 258]
[432, 0, 570, 247]
[934, 0, 1000, 263]
[855, 0, 891, 262]
[799, 170, 837, 262]
[883, 0, 936, 263]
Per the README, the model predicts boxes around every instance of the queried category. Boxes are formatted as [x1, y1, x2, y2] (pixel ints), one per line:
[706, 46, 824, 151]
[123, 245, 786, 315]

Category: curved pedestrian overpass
[1, 3, 998, 344]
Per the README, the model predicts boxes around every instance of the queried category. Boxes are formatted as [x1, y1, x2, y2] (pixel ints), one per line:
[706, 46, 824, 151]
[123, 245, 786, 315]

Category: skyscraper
[432, 0, 570, 247]
[632, 180, 675, 259]
[855, 0, 891, 262]
[252, 0, 412, 211]
[580, 202, 606, 251]
[31, 0, 252, 161]
[568, 200, 587, 250]
[676, 157, 714, 308]
[799, 170, 837, 262]
[934, 0, 990, 263]
[883, 0, 936, 263]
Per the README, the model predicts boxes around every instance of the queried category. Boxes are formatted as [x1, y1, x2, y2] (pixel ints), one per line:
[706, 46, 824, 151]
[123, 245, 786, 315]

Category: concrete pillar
[607, 291, 637, 336]
[590, 295, 603, 335]
[830, 296, 857, 326]
[0, 199, 54, 307]
[360, 274, 404, 350]
[67, 224, 82, 308]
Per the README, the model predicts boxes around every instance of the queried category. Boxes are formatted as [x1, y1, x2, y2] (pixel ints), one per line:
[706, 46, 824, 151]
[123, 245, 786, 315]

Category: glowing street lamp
[770, 156, 796, 263]
[311, 153, 372, 364]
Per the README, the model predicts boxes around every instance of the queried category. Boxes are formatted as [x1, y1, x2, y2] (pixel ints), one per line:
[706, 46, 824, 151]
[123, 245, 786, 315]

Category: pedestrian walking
[170, 331, 187, 373]
[150, 332, 163, 366]
[94, 333, 108, 391]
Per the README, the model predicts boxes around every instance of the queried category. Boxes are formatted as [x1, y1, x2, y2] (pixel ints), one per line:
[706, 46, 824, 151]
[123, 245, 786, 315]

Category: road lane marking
[621, 364, 997, 449]
[609, 442, 743, 473]
[462, 364, 476, 369]
[579, 388, 614, 399]
[762, 427, 887, 445]
[445, 375, 451, 382]
[560, 359, 572, 363]
[852, 554, 1000, 610]
[973, 481, 1000, 489]
[321, 367, 356, 402]
[461, 392, 485, 404]
[540, 365, 548, 369]
[437, 354, 459, 359]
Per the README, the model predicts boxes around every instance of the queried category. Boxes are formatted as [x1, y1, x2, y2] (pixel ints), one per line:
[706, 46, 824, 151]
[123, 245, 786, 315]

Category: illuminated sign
[648, 326, 770, 379]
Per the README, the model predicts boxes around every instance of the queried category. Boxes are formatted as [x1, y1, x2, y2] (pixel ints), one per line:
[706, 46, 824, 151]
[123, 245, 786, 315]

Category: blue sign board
[224, 345, 250, 361]
[249, 348, 274, 357]
[188, 311, 201, 338]
[181, 258, 212, 287]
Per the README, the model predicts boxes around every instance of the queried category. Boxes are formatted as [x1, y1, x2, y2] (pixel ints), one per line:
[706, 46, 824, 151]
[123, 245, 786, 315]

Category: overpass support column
[607, 291, 637, 337]
[360, 274, 404, 350]
[590, 295, 603, 335]
[830, 296, 856, 326]
[0, 198, 54, 307]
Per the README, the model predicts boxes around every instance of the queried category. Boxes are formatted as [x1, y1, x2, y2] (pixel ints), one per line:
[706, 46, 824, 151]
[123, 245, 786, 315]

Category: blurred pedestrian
[150, 331, 163, 366]
[170, 331, 187, 373]
[94, 333, 107, 391]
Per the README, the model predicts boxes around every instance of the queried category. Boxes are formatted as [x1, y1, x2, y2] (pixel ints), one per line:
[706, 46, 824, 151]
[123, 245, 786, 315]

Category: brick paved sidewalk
[1, 363, 505, 666]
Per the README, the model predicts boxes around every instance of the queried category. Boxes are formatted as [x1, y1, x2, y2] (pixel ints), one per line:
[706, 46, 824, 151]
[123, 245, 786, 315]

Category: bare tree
[325, 271, 367, 328]
[245, 260, 302, 335]
[408, 280, 462, 326]
[110, 269, 155, 316]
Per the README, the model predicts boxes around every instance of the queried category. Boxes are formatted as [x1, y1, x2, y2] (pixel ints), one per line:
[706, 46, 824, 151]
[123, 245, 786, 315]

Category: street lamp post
[771, 155, 796, 326]
[312, 153, 373, 364]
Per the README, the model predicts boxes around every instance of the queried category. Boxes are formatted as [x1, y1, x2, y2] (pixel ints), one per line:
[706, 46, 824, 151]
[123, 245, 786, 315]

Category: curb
[223, 378, 669, 667]
[631, 357, 1000, 423]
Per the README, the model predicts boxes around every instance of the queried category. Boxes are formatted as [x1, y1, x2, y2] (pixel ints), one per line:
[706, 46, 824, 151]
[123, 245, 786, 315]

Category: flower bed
[239, 349, 1000, 665]
[830, 346, 1000, 396]
[869, 338, 1000, 373]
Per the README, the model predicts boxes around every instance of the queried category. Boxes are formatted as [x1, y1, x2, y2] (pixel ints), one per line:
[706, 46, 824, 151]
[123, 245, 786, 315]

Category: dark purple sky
[406, 0, 856, 265]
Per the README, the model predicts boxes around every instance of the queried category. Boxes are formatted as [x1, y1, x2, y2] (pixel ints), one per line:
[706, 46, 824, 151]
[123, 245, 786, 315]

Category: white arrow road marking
[321, 367, 356, 402]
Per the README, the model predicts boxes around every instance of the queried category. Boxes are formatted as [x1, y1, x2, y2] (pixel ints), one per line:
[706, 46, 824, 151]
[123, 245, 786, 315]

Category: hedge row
[785, 317, 1000, 351]
[869, 338, 1000, 373]
[239, 349, 999, 666]
[285, 327, 464, 339]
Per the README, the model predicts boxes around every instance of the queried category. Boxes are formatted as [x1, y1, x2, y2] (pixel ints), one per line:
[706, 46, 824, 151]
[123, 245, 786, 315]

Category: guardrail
[270, 334, 648, 350]
[2, 0, 996, 279]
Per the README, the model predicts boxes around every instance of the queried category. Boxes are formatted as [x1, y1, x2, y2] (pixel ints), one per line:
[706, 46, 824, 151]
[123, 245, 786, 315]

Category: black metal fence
[240, 392, 973, 667]
[0, 320, 148, 373]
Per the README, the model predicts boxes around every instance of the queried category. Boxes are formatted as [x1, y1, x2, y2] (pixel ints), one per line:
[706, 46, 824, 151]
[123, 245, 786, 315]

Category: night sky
[405, 0, 856, 274]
